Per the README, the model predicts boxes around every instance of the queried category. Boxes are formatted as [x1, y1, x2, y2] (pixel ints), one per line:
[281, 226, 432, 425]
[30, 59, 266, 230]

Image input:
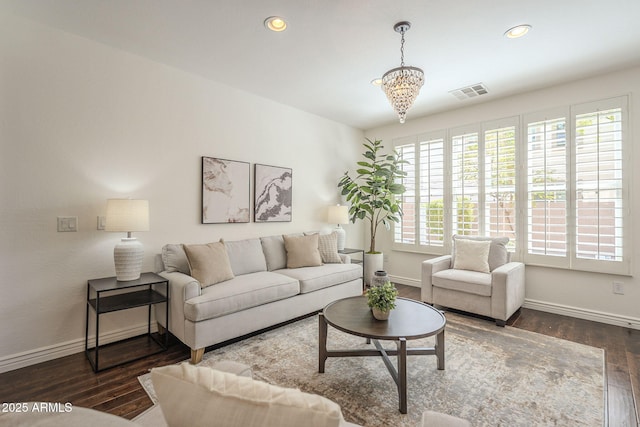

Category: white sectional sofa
[155, 233, 363, 364]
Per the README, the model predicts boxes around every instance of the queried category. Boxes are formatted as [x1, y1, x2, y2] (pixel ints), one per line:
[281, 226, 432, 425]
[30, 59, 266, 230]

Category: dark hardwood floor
[1, 284, 637, 425]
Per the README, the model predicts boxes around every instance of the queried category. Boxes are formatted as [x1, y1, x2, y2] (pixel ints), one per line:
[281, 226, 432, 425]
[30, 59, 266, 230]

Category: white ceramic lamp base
[113, 238, 144, 281]
[334, 226, 346, 251]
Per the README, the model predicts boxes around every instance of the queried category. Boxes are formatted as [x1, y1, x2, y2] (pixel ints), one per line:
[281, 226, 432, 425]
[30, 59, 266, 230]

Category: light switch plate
[57, 216, 78, 232]
[97, 216, 106, 230]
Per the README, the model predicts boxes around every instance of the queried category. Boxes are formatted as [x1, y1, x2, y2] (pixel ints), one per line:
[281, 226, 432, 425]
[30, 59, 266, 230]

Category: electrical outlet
[612, 281, 625, 295]
[57, 216, 78, 232]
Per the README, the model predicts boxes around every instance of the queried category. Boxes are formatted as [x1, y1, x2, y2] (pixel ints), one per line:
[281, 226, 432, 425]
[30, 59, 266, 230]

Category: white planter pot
[364, 253, 383, 287]
[371, 307, 390, 320]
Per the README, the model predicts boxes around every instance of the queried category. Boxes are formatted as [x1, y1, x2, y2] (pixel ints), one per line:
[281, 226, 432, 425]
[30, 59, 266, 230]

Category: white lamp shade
[105, 199, 149, 232]
[327, 205, 349, 224]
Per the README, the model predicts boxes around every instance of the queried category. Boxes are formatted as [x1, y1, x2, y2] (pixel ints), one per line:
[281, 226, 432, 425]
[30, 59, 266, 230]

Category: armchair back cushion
[452, 235, 509, 271]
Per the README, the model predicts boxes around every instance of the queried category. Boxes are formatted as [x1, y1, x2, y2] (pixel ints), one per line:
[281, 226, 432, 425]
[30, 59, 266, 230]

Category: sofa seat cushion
[276, 264, 362, 294]
[184, 272, 300, 322]
[432, 268, 492, 297]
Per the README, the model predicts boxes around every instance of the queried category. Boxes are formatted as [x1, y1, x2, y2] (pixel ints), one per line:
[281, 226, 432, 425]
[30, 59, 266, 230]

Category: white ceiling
[3, 0, 640, 130]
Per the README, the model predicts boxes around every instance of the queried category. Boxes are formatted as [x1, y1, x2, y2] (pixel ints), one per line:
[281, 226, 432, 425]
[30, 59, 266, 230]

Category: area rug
[139, 313, 605, 426]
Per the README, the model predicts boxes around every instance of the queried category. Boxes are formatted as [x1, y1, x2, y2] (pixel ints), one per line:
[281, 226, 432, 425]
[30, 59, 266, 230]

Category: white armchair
[421, 235, 525, 326]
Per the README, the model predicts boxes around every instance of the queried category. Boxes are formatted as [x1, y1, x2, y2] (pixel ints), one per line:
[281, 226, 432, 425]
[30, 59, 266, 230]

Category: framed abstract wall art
[254, 164, 292, 222]
[202, 157, 250, 223]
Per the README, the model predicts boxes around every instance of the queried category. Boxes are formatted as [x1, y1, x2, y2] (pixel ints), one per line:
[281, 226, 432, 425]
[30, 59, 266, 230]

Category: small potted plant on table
[366, 281, 398, 320]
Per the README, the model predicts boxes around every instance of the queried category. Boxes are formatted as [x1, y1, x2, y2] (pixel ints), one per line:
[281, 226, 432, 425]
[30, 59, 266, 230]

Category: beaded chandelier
[381, 21, 424, 124]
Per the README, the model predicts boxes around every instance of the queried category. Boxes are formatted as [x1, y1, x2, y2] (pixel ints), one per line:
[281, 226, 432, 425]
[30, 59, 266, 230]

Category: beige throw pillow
[453, 238, 491, 273]
[283, 234, 323, 268]
[183, 241, 234, 287]
[151, 363, 344, 427]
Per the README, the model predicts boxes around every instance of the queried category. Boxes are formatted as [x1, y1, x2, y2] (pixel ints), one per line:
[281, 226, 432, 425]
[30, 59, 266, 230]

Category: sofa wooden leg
[495, 319, 506, 327]
[157, 322, 166, 336]
[191, 348, 205, 364]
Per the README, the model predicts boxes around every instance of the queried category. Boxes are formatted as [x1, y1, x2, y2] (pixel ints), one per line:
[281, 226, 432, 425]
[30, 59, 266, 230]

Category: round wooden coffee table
[318, 296, 446, 414]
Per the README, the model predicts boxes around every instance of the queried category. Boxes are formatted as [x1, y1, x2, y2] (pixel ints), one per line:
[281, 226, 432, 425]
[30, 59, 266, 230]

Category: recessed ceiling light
[504, 24, 531, 39]
[370, 78, 382, 86]
[264, 16, 287, 32]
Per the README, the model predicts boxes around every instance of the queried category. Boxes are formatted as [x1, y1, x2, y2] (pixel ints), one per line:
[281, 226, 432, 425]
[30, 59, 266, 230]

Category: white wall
[366, 67, 640, 328]
[0, 13, 364, 372]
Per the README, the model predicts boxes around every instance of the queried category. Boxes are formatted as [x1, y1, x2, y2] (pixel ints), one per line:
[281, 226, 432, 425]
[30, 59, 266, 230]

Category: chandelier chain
[400, 30, 405, 67]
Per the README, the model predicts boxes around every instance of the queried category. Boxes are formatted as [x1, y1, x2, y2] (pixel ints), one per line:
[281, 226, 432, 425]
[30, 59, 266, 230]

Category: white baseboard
[523, 299, 640, 330]
[389, 274, 421, 288]
[390, 274, 640, 330]
[0, 322, 156, 374]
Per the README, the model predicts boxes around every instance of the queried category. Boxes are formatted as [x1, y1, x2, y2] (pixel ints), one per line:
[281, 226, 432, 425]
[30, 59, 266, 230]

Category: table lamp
[105, 199, 149, 281]
[327, 204, 349, 251]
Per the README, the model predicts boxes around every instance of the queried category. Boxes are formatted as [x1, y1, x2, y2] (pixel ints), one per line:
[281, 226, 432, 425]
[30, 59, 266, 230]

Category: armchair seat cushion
[432, 269, 492, 297]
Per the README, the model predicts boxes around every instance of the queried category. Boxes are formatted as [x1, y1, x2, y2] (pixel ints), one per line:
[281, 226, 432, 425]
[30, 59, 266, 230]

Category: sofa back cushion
[260, 235, 288, 271]
[183, 241, 235, 288]
[151, 363, 344, 427]
[224, 238, 268, 275]
[161, 244, 190, 274]
[452, 235, 510, 271]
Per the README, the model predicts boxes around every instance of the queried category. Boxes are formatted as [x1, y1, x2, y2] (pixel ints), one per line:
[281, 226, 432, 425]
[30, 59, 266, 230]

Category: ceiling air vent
[449, 83, 489, 100]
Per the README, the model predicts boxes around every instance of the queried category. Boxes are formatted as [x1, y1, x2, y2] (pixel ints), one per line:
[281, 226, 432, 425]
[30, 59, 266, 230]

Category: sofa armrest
[155, 271, 201, 343]
[421, 255, 452, 303]
[490, 262, 525, 321]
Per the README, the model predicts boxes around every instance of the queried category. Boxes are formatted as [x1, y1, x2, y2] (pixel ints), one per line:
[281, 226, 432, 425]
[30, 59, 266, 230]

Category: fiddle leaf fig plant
[338, 138, 407, 254]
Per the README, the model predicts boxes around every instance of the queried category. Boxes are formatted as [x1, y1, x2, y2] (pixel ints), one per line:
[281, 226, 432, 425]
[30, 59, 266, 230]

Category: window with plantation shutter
[390, 95, 629, 274]
[574, 106, 624, 263]
[484, 125, 516, 249]
[451, 131, 480, 236]
[394, 142, 416, 244]
[526, 116, 568, 258]
[419, 137, 445, 247]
